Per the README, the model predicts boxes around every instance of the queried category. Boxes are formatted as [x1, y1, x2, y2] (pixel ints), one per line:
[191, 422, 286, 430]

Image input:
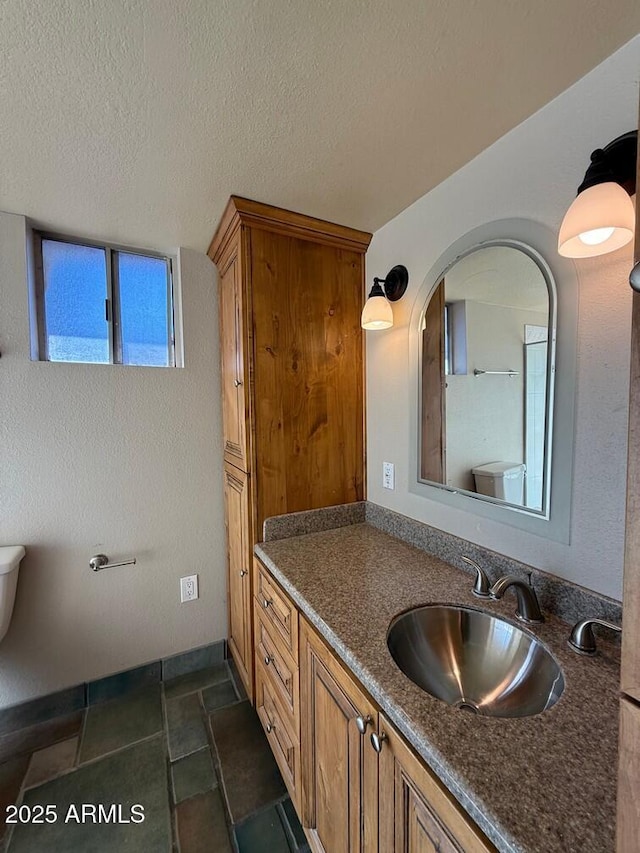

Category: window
[33, 233, 177, 367]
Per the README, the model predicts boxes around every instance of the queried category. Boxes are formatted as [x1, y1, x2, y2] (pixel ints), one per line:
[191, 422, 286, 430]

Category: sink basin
[387, 605, 564, 718]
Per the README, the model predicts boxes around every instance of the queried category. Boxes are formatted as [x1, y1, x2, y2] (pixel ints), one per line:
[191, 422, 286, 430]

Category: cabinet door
[618, 698, 640, 851]
[250, 227, 365, 531]
[223, 463, 253, 702]
[378, 714, 495, 853]
[300, 618, 378, 853]
[219, 246, 249, 470]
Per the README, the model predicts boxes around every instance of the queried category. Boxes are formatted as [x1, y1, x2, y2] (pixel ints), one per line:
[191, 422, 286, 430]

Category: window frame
[33, 230, 177, 367]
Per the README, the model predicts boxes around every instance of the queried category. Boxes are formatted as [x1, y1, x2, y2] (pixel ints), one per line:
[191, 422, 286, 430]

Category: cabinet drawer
[255, 658, 301, 811]
[255, 607, 299, 728]
[254, 559, 299, 662]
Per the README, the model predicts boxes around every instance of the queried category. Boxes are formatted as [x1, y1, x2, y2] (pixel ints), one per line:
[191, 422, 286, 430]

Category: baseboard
[0, 639, 227, 736]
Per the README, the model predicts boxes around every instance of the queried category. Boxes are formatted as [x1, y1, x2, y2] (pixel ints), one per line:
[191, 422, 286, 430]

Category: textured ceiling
[1, 1, 639, 252]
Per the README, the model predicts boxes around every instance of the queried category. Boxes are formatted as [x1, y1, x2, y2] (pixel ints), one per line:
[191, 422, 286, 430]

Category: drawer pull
[263, 597, 272, 609]
[264, 654, 274, 666]
[234, 378, 243, 387]
[355, 714, 372, 735]
[370, 731, 388, 753]
[239, 569, 248, 577]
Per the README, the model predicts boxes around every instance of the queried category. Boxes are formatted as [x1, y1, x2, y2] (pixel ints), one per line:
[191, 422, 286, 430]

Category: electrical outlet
[383, 461, 395, 490]
[180, 574, 199, 603]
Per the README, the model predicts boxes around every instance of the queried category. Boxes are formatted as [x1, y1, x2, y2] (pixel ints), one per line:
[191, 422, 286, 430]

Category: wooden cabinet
[218, 244, 249, 471]
[222, 463, 253, 701]
[618, 122, 640, 851]
[618, 698, 640, 852]
[250, 562, 495, 853]
[210, 197, 371, 700]
[300, 618, 379, 853]
[378, 713, 495, 853]
[253, 563, 302, 810]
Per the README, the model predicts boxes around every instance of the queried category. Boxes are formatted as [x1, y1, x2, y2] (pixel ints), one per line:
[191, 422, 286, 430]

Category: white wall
[0, 212, 226, 708]
[366, 36, 640, 601]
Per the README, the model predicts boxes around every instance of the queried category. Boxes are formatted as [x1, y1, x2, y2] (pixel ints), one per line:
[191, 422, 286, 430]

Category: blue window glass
[117, 253, 171, 367]
[37, 234, 175, 367]
[42, 240, 109, 363]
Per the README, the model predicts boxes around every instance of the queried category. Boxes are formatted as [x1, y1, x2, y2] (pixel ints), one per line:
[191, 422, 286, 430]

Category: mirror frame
[408, 219, 578, 544]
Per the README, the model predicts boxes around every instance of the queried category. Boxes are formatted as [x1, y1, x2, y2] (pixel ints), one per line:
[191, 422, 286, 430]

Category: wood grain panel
[255, 656, 301, 812]
[617, 698, 640, 852]
[253, 558, 299, 661]
[621, 124, 640, 700]
[218, 245, 249, 470]
[618, 111, 640, 850]
[378, 714, 496, 853]
[255, 604, 299, 728]
[250, 228, 365, 533]
[421, 280, 446, 482]
[223, 463, 253, 702]
[300, 618, 378, 853]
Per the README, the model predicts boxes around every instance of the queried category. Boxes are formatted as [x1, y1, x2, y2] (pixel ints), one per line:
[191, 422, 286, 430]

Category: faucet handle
[568, 618, 622, 655]
[461, 556, 491, 598]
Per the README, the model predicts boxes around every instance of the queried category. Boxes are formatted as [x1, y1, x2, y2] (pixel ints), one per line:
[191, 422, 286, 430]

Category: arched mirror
[419, 240, 556, 516]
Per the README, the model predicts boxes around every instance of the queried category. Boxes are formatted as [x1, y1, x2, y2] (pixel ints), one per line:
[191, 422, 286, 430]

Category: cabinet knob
[234, 378, 243, 387]
[239, 569, 248, 577]
[263, 598, 272, 609]
[265, 719, 274, 733]
[370, 731, 388, 753]
[264, 654, 273, 666]
[355, 715, 372, 735]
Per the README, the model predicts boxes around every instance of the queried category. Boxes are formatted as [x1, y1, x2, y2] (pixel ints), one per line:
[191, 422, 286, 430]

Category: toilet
[471, 462, 526, 503]
[0, 546, 25, 643]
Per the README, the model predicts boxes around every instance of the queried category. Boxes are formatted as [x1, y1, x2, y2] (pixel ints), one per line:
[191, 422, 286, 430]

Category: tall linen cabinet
[209, 197, 371, 701]
[617, 122, 640, 850]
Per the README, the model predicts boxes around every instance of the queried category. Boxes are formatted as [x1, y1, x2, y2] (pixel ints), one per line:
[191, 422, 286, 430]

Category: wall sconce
[361, 265, 409, 330]
[558, 130, 637, 259]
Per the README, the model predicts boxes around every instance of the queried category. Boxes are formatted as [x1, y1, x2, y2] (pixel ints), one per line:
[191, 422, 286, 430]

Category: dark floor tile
[0, 686, 85, 737]
[7, 736, 171, 853]
[88, 662, 161, 705]
[202, 681, 238, 713]
[235, 804, 291, 853]
[163, 664, 230, 700]
[175, 789, 232, 853]
[209, 701, 286, 824]
[162, 642, 225, 681]
[0, 755, 30, 843]
[226, 657, 248, 701]
[166, 694, 209, 761]
[171, 748, 217, 804]
[23, 737, 78, 789]
[0, 712, 83, 764]
[79, 684, 163, 763]
[279, 798, 308, 851]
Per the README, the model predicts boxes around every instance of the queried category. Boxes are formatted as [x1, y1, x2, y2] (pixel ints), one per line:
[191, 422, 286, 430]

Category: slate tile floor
[0, 663, 308, 852]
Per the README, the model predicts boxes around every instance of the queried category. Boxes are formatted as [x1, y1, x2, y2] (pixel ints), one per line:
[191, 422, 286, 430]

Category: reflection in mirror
[420, 243, 555, 515]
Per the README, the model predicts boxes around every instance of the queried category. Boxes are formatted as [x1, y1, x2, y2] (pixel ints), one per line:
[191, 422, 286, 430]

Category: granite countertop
[255, 522, 621, 853]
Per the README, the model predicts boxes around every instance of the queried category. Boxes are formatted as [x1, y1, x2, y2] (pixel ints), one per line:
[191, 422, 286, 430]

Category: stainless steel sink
[387, 605, 564, 718]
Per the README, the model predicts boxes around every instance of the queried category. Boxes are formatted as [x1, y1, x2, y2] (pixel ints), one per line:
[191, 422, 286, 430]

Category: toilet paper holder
[89, 554, 137, 572]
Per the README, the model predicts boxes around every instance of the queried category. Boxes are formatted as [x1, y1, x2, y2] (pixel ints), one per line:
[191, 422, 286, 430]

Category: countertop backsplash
[263, 501, 622, 630]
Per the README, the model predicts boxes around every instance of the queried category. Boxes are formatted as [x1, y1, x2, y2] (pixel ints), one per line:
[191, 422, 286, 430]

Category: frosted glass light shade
[558, 182, 635, 258]
[361, 295, 393, 330]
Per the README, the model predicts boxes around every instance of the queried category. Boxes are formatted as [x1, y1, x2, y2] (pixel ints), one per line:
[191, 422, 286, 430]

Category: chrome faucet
[460, 556, 491, 598]
[568, 618, 622, 655]
[489, 575, 544, 623]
